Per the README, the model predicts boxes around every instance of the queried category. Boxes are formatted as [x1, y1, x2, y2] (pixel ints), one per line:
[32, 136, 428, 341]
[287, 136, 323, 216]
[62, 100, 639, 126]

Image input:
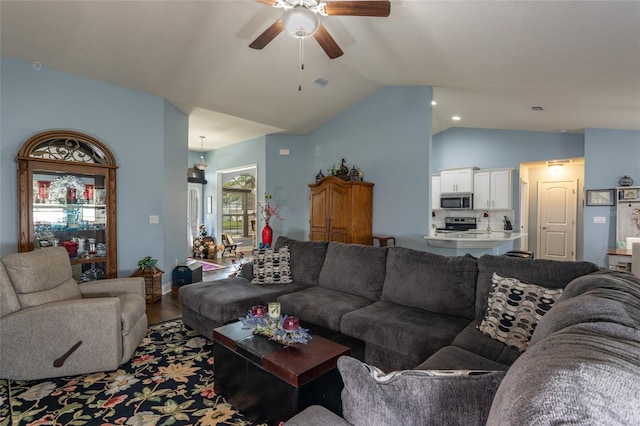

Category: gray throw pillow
[338, 356, 505, 426]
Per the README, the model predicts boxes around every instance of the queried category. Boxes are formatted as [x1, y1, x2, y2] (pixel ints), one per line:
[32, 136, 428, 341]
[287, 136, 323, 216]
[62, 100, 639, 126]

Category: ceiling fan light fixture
[283, 6, 319, 38]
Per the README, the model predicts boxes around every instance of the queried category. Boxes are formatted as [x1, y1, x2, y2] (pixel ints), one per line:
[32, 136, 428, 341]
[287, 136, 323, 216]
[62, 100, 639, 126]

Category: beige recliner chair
[0, 247, 148, 380]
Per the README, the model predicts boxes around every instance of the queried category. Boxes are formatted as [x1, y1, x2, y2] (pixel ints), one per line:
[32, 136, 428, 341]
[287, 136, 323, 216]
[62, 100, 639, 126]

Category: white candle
[268, 302, 281, 319]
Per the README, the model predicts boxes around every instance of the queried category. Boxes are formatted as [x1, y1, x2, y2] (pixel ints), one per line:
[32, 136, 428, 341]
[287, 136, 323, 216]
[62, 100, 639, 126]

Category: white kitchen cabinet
[431, 175, 441, 209]
[473, 168, 513, 210]
[440, 168, 476, 193]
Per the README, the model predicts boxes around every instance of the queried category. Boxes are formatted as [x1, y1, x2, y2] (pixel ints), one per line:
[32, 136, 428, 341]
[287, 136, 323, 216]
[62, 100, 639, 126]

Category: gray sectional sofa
[179, 236, 640, 425]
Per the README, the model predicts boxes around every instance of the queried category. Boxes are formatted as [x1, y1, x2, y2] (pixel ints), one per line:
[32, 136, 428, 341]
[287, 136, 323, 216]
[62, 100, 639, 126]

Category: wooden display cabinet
[16, 130, 119, 279]
[308, 176, 374, 245]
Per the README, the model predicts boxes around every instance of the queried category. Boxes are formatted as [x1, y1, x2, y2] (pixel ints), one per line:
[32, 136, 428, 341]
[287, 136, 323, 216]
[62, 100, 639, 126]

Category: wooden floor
[145, 256, 242, 325]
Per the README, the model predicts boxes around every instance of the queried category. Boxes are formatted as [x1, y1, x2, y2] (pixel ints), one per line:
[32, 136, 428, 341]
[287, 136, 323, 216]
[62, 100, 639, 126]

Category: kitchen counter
[424, 231, 526, 249]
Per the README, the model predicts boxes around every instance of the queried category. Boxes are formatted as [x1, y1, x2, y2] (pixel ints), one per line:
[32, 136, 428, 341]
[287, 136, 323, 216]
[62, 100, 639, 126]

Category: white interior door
[537, 180, 577, 261]
[519, 180, 529, 250]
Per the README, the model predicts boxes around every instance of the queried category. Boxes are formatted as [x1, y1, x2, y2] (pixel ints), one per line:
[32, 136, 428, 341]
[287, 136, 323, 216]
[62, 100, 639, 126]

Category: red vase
[261, 223, 273, 247]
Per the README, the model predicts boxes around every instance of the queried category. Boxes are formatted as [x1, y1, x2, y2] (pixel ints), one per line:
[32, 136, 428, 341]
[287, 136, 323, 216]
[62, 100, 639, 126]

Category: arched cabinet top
[17, 130, 118, 168]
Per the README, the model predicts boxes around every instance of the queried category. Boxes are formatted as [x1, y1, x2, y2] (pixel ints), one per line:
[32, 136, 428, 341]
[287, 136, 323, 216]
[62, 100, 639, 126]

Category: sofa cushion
[478, 273, 564, 351]
[274, 237, 328, 285]
[2, 247, 81, 308]
[381, 248, 477, 320]
[319, 242, 387, 300]
[178, 278, 308, 325]
[415, 346, 511, 371]
[340, 301, 470, 368]
[251, 247, 292, 284]
[487, 322, 640, 425]
[475, 255, 599, 321]
[450, 321, 522, 366]
[339, 356, 506, 426]
[277, 287, 374, 331]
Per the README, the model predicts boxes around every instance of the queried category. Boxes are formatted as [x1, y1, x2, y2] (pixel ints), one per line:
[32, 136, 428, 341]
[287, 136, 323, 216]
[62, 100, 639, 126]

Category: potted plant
[137, 256, 158, 273]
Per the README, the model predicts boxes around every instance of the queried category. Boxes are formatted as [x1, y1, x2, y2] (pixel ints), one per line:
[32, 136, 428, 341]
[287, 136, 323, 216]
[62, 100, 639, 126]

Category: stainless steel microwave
[440, 193, 473, 210]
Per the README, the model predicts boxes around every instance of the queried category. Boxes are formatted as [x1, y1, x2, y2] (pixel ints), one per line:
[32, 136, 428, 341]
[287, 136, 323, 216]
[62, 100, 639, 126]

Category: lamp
[195, 136, 209, 170]
[283, 6, 319, 38]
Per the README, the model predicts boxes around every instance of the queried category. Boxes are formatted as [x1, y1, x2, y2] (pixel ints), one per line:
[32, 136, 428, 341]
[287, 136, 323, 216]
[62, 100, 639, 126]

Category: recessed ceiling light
[431, 101, 437, 106]
[452, 116, 461, 121]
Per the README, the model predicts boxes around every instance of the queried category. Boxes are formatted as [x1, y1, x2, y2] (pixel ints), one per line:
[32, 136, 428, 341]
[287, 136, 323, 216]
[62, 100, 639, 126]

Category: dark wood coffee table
[212, 321, 350, 425]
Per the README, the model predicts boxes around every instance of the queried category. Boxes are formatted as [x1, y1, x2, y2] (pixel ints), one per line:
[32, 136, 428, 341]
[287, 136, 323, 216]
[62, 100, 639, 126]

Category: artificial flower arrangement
[228, 253, 246, 278]
[257, 193, 284, 225]
[239, 309, 311, 346]
[192, 238, 223, 259]
[192, 224, 224, 259]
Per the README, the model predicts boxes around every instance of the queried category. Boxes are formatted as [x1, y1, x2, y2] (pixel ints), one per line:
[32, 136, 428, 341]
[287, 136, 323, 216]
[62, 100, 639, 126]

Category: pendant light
[195, 136, 209, 170]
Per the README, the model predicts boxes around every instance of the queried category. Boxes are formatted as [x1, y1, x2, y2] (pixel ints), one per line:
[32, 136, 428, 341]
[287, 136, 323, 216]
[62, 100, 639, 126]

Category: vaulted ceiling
[2, 1, 639, 150]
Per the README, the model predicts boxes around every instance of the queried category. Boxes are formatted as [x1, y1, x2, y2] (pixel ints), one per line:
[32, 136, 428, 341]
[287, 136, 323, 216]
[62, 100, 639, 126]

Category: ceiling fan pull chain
[298, 36, 304, 91]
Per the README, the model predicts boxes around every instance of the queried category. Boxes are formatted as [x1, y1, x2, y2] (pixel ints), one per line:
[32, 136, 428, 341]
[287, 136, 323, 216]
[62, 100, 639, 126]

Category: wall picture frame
[622, 188, 638, 200]
[586, 189, 615, 206]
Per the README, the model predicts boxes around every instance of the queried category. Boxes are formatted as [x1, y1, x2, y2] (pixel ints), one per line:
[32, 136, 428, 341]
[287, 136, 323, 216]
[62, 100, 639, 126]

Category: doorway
[537, 179, 577, 261]
[520, 158, 584, 261]
[216, 164, 257, 255]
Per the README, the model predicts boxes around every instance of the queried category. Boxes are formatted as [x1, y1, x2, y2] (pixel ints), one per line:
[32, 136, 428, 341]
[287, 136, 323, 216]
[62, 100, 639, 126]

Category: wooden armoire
[309, 176, 374, 245]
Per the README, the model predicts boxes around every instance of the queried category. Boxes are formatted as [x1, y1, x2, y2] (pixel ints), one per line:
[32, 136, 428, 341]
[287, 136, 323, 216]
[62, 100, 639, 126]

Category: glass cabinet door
[17, 130, 118, 280]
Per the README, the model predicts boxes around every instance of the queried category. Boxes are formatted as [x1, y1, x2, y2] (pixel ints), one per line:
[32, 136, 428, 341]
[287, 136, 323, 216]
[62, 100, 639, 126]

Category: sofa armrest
[0, 298, 123, 380]
[80, 277, 145, 298]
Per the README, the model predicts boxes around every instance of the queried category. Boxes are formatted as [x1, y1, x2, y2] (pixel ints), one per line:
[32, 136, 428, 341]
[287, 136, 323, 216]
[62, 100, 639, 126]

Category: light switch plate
[593, 216, 606, 224]
[149, 215, 159, 224]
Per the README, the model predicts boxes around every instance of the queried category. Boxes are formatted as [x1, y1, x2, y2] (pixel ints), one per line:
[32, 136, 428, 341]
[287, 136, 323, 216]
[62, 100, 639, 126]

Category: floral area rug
[0, 319, 264, 426]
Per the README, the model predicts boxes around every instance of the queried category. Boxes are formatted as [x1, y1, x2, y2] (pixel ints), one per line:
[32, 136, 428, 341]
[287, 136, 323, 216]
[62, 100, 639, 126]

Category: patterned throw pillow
[251, 247, 292, 284]
[478, 272, 563, 351]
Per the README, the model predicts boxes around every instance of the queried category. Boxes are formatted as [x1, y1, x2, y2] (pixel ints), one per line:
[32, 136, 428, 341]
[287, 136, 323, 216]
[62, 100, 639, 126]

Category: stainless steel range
[437, 217, 477, 233]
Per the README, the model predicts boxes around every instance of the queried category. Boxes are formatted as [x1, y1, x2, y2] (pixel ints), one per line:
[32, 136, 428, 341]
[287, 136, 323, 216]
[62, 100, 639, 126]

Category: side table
[130, 268, 164, 303]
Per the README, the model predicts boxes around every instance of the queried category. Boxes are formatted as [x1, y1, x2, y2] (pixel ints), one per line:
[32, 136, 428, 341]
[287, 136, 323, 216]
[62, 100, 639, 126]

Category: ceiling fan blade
[324, 1, 391, 17]
[255, 0, 278, 5]
[249, 19, 284, 50]
[313, 23, 344, 59]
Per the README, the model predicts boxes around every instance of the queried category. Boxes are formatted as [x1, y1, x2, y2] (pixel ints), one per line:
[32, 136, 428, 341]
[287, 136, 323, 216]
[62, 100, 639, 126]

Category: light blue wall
[307, 86, 433, 250]
[265, 134, 308, 241]
[432, 128, 584, 171]
[0, 57, 188, 281]
[584, 128, 640, 265]
[163, 101, 189, 278]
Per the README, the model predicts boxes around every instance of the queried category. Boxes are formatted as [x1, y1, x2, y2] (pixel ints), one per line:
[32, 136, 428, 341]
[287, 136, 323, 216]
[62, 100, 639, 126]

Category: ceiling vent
[530, 105, 544, 111]
[313, 76, 330, 87]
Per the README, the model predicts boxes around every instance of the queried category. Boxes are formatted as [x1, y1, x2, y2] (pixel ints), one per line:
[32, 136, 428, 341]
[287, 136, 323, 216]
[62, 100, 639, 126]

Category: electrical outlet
[593, 216, 606, 224]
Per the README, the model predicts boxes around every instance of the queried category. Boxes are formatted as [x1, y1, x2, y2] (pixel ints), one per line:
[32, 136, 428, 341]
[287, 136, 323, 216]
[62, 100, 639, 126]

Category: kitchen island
[424, 231, 527, 257]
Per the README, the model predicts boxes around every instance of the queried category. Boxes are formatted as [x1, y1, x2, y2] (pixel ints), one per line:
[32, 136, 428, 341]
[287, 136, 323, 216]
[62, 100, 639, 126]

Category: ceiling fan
[249, 0, 391, 59]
